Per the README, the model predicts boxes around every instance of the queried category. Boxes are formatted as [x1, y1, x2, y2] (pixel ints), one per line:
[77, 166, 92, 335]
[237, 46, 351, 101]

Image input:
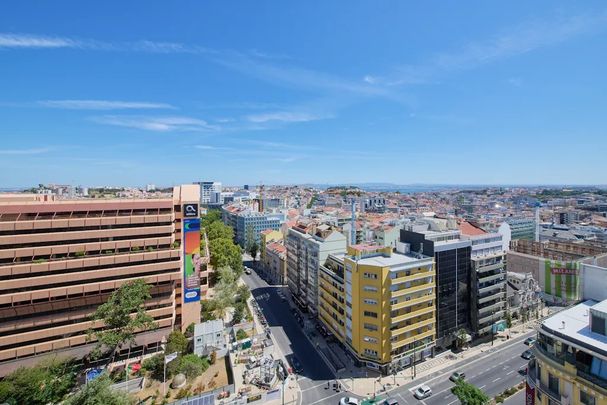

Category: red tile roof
[458, 220, 486, 236]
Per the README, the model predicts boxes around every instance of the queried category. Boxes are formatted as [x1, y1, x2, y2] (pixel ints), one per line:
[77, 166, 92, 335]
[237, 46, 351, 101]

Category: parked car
[524, 337, 536, 346]
[382, 399, 399, 405]
[244, 268, 252, 275]
[518, 367, 528, 376]
[521, 349, 535, 360]
[339, 397, 360, 405]
[413, 385, 432, 400]
[449, 371, 466, 382]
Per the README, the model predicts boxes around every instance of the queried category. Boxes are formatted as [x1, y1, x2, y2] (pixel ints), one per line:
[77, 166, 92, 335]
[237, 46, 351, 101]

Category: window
[548, 373, 559, 395]
[364, 311, 378, 318]
[363, 336, 378, 343]
[580, 390, 596, 405]
[363, 286, 378, 292]
[364, 323, 378, 331]
[363, 272, 378, 279]
[363, 348, 378, 357]
[364, 298, 378, 305]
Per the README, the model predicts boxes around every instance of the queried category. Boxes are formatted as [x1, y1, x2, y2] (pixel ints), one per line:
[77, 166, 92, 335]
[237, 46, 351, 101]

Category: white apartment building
[286, 223, 347, 316]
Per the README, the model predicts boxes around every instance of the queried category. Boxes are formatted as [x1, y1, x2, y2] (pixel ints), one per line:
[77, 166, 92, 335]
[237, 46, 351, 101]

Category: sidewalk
[339, 312, 546, 399]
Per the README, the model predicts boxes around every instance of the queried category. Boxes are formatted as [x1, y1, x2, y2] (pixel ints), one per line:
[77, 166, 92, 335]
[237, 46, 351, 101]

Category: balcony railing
[577, 369, 607, 391]
[535, 345, 565, 366]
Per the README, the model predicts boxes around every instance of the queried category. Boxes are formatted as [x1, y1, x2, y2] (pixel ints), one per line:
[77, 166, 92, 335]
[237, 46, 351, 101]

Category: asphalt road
[242, 259, 338, 405]
[242, 259, 534, 405]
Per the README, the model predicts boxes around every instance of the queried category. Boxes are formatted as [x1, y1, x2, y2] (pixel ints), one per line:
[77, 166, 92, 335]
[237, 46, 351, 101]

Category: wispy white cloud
[275, 156, 300, 163]
[246, 111, 329, 123]
[93, 115, 218, 132]
[195, 145, 234, 151]
[374, 10, 607, 86]
[0, 147, 51, 155]
[39, 99, 175, 110]
[0, 32, 389, 100]
[0, 33, 78, 48]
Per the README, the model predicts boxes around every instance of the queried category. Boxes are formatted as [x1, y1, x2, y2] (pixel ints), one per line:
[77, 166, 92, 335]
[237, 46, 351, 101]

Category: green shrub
[74, 251, 85, 257]
[175, 387, 190, 400]
[165, 330, 189, 355]
[178, 354, 209, 379]
[236, 329, 248, 340]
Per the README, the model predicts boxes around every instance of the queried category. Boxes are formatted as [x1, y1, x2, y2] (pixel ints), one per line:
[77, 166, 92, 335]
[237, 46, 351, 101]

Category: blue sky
[1, 1, 606, 187]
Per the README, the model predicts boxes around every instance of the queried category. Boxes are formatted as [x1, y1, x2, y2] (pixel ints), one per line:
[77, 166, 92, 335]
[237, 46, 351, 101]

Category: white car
[413, 385, 432, 400]
[339, 397, 360, 405]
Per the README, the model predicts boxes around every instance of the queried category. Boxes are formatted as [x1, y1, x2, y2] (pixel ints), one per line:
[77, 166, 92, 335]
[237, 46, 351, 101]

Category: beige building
[263, 241, 287, 285]
[528, 299, 607, 405]
[0, 185, 204, 376]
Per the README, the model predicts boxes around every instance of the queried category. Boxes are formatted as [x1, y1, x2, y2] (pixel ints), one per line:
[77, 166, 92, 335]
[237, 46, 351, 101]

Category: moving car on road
[524, 337, 536, 346]
[521, 349, 535, 360]
[449, 370, 466, 382]
[339, 397, 360, 405]
[381, 399, 399, 405]
[413, 385, 432, 400]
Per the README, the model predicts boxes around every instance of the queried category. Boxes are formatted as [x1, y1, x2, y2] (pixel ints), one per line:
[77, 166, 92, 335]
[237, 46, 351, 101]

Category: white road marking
[307, 391, 343, 405]
[492, 377, 501, 383]
[479, 385, 486, 389]
[444, 394, 451, 399]
[447, 401, 458, 405]
[506, 370, 515, 375]
[301, 381, 330, 392]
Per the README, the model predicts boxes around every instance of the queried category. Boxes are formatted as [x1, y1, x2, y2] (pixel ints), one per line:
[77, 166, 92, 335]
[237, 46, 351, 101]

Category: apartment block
[318, 244, 436, 374]
[222, 205, 284, 247]
[527, 300, 607, 404]
[286, 221, 346, 315]
[0, 185, 202, 376]
[401, 223, 472, 348]
[459, 221, 507, 337]
[263, 242, 287, 285]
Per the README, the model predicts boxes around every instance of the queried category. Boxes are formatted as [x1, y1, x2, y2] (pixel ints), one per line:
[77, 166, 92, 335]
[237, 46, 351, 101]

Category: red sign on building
[526, 382, 535, 405]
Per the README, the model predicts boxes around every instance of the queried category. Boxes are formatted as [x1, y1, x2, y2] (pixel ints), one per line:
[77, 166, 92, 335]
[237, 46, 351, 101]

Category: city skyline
[2, 1, 607, 186]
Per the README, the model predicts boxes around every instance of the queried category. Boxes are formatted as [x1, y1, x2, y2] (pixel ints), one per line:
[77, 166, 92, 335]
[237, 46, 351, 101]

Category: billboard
[543, 260, 580, 302]
[183, 218, 201, 303]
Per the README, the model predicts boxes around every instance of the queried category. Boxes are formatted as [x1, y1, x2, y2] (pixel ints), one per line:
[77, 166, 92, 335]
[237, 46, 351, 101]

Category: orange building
[0, 185, 204, 376]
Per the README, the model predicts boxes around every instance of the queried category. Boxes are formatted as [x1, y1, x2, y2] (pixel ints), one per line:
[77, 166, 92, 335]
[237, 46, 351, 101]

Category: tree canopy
[206, 220, 234, 241]
[0, 357, 77, 405]
[209, 238, 243, 277]
[451, 379, 490, 405]
[88, 279, 157, 359]
[165, 330, 189, 355]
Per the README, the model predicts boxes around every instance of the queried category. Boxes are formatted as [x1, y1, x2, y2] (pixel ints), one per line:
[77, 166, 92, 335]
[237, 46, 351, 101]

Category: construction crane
[258, 181, 265, 213]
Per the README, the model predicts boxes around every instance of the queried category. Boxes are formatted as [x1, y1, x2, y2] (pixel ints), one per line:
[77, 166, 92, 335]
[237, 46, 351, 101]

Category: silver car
[414, 385, 432, 400]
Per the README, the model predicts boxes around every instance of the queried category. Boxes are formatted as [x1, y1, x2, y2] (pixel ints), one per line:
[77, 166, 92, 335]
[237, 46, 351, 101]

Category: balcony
[478, 282, 504, 295]
[478, 310, 504, 325]
[391, 294, 434, 310]
[478, 289, 504, 304]
[391, 270, 435, 285]
[478, 301, 504, 315]
[476, 262, 504, 273]
[479, 273, 505, 284]
[391, 329, 435, 350]
[391, 283, 434, 298]
[534, 345, 564, 366]
[391, 306, 434, 325]
[391, 318, 434, 338]
[577, 369, 607, 391]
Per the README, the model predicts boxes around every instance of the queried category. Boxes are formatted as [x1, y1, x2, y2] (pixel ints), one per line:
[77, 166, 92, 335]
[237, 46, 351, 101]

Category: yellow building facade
[260, 229, 283, 262]
[318, 244, 436, 374]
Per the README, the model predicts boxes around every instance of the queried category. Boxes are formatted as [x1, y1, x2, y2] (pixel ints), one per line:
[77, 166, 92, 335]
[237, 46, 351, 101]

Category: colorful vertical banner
[183, 218, 201, 303]
[525, 382, 535, 405]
